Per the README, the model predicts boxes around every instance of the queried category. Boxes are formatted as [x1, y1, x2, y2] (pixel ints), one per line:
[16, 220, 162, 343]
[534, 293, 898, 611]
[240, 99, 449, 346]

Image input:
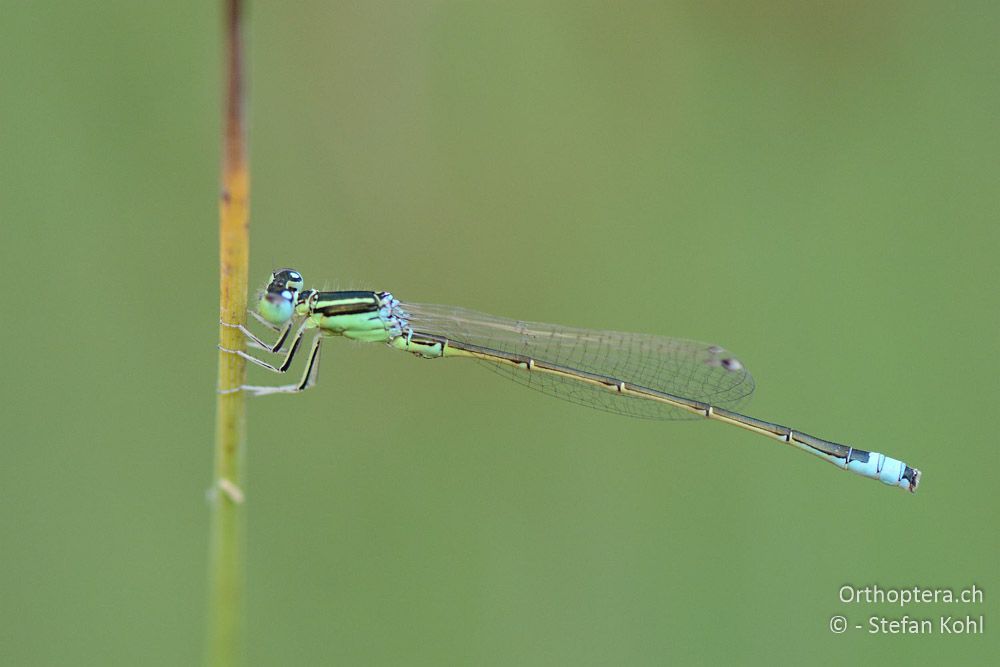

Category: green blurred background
[2, 2, 997, 665]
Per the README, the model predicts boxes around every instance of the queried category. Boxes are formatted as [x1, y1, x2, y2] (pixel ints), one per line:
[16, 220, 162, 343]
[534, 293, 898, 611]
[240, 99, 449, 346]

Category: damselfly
[219, 269, 920, 492]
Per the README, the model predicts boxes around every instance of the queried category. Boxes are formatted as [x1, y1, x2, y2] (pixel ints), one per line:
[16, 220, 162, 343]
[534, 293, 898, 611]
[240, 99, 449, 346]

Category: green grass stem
[208, 1, 250, 665]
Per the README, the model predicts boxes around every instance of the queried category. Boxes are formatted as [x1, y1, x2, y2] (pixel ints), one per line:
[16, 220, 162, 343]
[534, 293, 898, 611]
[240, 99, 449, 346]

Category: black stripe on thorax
[313, 290, 380, 316]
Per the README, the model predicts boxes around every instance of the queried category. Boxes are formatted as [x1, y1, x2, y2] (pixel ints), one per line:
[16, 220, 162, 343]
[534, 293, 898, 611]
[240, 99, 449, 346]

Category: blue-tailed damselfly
[219, 269, 921, 492]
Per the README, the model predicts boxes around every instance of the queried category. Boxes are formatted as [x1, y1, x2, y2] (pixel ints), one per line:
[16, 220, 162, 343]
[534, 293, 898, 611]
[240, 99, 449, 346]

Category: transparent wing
[400, 302, 755, 420]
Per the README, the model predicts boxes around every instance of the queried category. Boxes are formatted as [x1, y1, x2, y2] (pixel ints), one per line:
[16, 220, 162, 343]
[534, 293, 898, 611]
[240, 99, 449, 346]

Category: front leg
[219, 317, 313, 373]
[220, 314, 297, 353]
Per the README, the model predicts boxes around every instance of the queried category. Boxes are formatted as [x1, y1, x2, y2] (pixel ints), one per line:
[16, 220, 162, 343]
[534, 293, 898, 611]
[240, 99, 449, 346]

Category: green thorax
[299, 290, 397, 343]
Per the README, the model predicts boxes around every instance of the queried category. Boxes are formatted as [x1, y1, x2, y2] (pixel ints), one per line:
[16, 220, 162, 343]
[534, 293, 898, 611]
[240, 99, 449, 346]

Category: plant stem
[208, 1, 249, 665]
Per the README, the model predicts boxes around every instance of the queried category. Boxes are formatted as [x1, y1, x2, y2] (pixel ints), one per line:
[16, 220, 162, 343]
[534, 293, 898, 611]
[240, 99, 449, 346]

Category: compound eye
[271, 268, 304, 292]
[258, 290, 294, 325]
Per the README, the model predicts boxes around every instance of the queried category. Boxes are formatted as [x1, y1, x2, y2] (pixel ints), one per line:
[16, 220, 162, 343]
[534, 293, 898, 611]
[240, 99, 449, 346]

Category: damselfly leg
[220, 311, 296, 353]
[219, 315, 324, 395]
[237, 334, 323, 396]
[219, 316, 312, 373]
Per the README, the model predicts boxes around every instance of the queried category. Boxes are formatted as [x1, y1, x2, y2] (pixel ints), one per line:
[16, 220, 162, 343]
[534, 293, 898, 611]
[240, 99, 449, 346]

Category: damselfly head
[257, 268, 304, 325]
[268, 268, 304, 293]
